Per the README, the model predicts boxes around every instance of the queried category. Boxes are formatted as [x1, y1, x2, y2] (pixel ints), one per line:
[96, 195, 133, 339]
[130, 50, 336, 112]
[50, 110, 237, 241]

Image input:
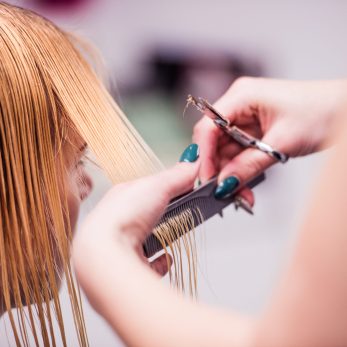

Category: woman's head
[0, 2, 160, 346]
[0, 3, 96, 345]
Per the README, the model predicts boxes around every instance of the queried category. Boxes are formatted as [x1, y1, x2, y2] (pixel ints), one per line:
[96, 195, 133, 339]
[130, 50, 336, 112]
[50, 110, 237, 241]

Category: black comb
[143, 173, 265, 257]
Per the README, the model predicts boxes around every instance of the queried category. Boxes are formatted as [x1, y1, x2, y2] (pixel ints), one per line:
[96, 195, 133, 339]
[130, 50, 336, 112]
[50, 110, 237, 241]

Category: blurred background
[2, 0, 347, 345]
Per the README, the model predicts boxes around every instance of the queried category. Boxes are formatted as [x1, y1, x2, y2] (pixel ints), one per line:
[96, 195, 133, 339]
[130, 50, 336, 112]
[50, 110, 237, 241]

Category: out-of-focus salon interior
[2, 0, 347, 345]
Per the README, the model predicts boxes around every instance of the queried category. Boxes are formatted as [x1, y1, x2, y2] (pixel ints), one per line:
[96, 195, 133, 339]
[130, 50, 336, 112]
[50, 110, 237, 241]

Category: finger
[218, 146, 275, 189]
[193, 117, 221, 182]
[212, 77, 260, 126]
[193, 80, 261, 182]
[218, 142, 244, 161]
[153, 161, 200, 202]
[149, 253, 172, 277]
[236, 187, 255, 207]
[217, 124, 263, 162]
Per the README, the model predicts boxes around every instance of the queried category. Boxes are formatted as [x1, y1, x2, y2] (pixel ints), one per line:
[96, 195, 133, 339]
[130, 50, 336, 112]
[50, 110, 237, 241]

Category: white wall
[1, 0, 347, 346]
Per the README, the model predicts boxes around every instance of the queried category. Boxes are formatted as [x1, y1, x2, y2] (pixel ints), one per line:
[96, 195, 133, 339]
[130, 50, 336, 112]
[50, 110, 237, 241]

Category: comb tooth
[143, 174, 266, 258]
[144, 195, 225, 257]
[143, 233, 161, 258]
[143, 196, 207, 257]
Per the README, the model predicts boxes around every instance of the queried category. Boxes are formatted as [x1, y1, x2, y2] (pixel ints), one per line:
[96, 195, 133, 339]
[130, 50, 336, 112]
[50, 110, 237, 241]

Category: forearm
[254, 114, 347, 347]
[76, 241, 255, 347]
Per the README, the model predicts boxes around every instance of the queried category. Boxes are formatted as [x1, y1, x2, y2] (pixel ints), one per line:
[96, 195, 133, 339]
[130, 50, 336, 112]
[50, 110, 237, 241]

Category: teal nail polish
[179, 143, 199, 163]
[214, 176, 240, 199]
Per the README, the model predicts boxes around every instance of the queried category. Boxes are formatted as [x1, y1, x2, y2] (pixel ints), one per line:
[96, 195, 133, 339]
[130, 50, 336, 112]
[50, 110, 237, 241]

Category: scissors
[187, 95, 289, 163]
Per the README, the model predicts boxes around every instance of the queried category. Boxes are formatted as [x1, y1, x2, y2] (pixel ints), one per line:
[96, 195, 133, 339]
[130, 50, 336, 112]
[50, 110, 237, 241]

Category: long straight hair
[0, 2, 162, 346]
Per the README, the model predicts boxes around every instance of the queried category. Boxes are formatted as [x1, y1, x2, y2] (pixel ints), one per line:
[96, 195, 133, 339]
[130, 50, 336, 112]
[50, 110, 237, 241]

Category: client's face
[0, 133, 94, 312]
[50, 131, 93, 288]
[63, 133, 93, 236]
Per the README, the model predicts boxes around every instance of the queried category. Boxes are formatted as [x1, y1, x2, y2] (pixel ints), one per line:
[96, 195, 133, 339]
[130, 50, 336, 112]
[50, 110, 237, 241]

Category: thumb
[155, 160, 200, 203]
[138, 143, 200, 208]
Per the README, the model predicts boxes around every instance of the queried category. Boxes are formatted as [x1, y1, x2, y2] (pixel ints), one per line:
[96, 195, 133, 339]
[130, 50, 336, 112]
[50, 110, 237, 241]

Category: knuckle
[244, 153, 265, 177]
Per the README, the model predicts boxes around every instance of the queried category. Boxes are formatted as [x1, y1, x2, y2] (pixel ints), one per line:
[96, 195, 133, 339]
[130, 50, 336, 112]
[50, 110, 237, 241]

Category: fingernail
[179, 143, 199, 163]
[214, 176, 240, 199]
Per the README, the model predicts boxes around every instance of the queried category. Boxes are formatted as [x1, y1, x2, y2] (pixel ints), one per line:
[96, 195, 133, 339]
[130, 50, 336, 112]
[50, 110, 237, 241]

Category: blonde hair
[0, 2, 198, 346]
[0, 2, 162, 346]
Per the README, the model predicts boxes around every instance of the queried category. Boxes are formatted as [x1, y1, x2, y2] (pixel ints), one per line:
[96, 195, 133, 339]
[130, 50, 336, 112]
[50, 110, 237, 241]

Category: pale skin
[72, 78, 347, 347]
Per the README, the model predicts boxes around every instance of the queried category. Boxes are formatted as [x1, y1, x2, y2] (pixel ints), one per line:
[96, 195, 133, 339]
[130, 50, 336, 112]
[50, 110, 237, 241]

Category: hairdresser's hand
[194, 78, 347, 204]
[73, 145, 199, 302]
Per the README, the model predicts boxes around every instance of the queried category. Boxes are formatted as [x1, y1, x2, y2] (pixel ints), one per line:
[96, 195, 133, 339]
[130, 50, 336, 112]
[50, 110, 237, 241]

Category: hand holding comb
[143, 174, 265, 258]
